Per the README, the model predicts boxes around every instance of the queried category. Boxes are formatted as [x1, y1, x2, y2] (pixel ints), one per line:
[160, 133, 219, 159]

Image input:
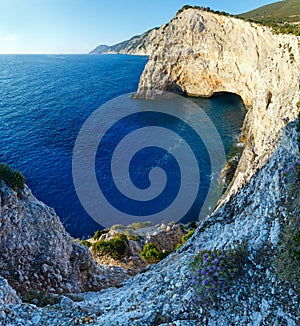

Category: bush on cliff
[92, 234, 129, 260]
[140, 243, 170, 263]
[176, 229, 195, 250]
[93, 229, 109, 241]
[276, 216, 300, 292]
[0, 163, 25, 192]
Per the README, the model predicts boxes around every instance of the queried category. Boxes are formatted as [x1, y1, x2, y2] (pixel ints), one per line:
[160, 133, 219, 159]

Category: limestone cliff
[90, 27, 160, 55]
[136, 8, 300, 202]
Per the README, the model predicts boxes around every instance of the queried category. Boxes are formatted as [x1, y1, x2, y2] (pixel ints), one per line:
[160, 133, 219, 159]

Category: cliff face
[0, 183, 129, 297]
[136, 8, 300, 201]
[90, 28, 160, 55]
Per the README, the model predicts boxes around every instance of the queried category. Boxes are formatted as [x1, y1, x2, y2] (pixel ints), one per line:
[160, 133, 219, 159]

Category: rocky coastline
[0, 7, 300, 326]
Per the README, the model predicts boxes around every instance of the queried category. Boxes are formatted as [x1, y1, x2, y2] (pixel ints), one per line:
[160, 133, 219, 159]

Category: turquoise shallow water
[0, 54, 245, 238]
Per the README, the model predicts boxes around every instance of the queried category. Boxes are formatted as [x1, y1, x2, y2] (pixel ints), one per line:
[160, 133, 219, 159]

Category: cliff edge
[136, 8, 300, 203]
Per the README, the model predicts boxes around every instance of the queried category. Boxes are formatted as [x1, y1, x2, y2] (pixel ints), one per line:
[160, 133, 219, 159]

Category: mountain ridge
[240, 0, 300, 23]
[89, 27, 159, 55]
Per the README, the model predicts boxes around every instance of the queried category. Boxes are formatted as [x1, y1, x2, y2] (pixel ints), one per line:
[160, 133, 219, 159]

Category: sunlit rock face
[136, 8, 300, 201]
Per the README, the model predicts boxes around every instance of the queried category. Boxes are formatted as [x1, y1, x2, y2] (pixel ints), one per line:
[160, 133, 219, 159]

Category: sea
[0, 54, 246, 238]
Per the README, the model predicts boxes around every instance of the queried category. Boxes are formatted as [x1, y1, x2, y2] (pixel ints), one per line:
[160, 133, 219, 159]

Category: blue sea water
[0, 54, 245, 238]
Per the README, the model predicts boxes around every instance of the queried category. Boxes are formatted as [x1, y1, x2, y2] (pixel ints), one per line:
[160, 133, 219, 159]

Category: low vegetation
[92, 234, 129, 260]
[176, 229, 195, 250]
[93, 229, 109, 241]
[276, 215, 300, 293]
[80, 240, 92, 248]
[177, 5, 233, 18]
[191, 243, 248, 306]
[239, 0, 300, 36]
[140, 243, 170, 263]
[177, 4, 300, 36]
[277, 157, 300, 292]
[0, 163, 25, 197]
[20, 289, 60, 307]
[239, 0, 300, 24]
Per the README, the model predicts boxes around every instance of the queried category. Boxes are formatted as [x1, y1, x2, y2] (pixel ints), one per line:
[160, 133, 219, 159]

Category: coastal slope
[89, 27, 160, 55]
[240, 0, 300, 23]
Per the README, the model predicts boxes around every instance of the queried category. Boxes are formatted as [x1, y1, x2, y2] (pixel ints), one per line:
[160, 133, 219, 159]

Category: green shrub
[176, 229, 195, 250]
[176, 5, 232, 17]
[140, 243, 170, 263]
[92, 234, 129, 260]
[80, 240, 92, 248]
[276, 216, 300, 292]
[127, 221, 152, 229]
[93, 229, 109, 241]
[0, 163, 25, 192]
[127, 235, 141, 241]
[188, 221, 198, 229]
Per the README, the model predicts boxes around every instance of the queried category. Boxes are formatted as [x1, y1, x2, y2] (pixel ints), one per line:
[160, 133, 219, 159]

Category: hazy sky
[0, 0, 278, 54]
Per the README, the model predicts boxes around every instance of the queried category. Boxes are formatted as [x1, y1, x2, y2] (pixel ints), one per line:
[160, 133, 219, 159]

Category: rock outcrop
[89, 222, 192, 273]
[0, 183, 128, 296]
[0, 277, 20, 306]
[136, 8, 300, 203]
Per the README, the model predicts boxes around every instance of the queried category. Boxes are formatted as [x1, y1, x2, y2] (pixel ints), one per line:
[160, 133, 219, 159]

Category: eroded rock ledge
[136, 8, 300, 202]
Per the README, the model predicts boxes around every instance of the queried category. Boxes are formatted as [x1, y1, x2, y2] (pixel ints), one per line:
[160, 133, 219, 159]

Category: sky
[0, 0, 279, 54]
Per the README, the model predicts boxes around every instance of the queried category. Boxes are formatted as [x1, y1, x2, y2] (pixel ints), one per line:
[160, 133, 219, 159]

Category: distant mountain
[91, 44, 110, 53]
[239, 0, 300, 23]
[90, 27, 160, 55]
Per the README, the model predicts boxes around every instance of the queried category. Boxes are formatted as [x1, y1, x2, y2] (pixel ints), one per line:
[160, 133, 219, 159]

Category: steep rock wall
[136, 8, 300, 201]
[0, 183, 126, 295]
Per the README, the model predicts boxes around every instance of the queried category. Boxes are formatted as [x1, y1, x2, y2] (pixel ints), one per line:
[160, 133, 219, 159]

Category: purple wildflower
[202, 279, 208, 286]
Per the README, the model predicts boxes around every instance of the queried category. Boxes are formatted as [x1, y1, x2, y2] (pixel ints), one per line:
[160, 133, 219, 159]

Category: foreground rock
[0, 183, 130, 297]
